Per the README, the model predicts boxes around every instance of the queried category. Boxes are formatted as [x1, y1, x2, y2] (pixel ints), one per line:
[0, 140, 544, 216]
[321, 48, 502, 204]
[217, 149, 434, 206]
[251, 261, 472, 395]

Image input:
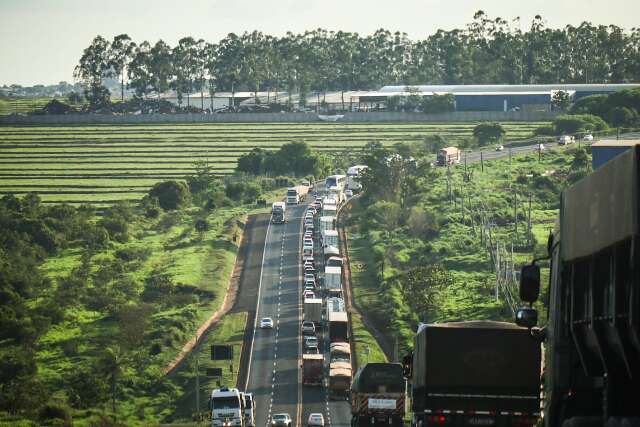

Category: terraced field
[0, 122, 545, 204]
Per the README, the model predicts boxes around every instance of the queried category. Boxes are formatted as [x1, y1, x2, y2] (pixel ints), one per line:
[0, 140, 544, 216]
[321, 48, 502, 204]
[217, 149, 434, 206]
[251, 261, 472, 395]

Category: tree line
[75, 11, 640, 109]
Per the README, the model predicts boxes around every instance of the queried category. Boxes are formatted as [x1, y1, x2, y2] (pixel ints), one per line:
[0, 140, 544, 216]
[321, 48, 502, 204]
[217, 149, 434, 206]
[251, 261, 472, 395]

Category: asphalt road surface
[246, 203, 305, 427]
[246, 197, 352, 427]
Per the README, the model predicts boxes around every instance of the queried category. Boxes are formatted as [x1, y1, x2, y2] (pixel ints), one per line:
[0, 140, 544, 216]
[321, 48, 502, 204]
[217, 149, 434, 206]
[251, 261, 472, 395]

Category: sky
[1, 0, 639, 86]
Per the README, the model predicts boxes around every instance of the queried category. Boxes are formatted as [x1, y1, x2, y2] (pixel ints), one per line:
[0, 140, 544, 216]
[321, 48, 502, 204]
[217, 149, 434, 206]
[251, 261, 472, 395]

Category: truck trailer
[350, 363, 406, 427]
[409, 321, 541, 427]
[436, 146, 460, 166]
[328, 311, 349, 343]
[302, 354, 324, 386]
[329, 360, 353, 400]
[304, 298, 323, 324]
[515, 145, 640, 427]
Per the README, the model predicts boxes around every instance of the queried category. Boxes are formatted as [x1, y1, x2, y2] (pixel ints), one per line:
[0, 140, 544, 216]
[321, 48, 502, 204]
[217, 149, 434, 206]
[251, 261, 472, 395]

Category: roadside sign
[211, 345, 233, 360]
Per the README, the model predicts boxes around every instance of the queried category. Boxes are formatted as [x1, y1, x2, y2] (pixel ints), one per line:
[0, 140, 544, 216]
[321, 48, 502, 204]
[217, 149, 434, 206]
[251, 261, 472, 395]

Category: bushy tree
[148, 180, 191, 210]
[420, 94, 455, 114]
[473, 122, 506, 145]
[551, 90, 571, 111]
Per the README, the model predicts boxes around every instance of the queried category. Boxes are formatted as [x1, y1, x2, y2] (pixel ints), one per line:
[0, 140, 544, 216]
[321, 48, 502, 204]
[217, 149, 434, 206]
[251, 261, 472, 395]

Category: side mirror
[515, 307, 538, 328]
[519, 264, 540, 304]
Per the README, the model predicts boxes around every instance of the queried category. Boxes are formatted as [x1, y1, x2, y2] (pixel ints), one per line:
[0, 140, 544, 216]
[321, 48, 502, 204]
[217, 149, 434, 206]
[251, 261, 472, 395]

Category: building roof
[379, 83, 640, 93]
[591, 139, 640, 148]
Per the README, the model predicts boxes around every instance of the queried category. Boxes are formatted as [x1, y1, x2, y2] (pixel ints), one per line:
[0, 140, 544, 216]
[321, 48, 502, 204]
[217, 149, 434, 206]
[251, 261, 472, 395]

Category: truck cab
[209, 387, 244, 427]
[286, 187, 299, 204]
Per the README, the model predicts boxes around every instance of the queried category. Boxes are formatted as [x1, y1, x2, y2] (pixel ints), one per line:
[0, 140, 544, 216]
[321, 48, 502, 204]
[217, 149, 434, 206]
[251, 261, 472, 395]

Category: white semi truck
[209, 387, 244, 427]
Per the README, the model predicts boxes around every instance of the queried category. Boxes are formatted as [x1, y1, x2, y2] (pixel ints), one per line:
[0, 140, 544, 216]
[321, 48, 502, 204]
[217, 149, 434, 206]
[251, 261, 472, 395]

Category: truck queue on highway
[210, 146, 639, 427]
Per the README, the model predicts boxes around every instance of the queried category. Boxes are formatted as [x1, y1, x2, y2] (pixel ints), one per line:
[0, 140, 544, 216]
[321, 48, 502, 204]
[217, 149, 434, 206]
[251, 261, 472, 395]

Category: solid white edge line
[245, 213, 273, 391]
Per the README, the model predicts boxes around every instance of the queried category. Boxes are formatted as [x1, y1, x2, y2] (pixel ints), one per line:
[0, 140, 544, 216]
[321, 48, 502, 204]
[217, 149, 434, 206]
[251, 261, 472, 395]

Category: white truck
[209, 387, 244, 427]
[322, 229, 340, 259]
[286, 185, 310, 204]
[304, 298, 323, 324]
[319, 216, 336, 235]
[324, 266, 342, 298]
[323, 204, 337, 218]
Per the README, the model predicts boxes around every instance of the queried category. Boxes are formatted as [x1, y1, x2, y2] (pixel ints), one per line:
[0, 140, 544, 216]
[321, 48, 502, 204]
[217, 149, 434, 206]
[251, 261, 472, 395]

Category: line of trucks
[301, 180, 354, 400]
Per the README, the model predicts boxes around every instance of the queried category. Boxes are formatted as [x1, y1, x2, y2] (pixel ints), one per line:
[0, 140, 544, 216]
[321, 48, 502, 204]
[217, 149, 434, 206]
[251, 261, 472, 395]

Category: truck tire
[562, 417, 602, 427]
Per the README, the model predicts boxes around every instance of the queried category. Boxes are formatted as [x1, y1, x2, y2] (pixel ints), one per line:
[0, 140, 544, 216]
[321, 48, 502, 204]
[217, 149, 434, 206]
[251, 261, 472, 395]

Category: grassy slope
[0, 122, 545, 204]
[348, 144, 583, 355]
[29, 202, 259, 426]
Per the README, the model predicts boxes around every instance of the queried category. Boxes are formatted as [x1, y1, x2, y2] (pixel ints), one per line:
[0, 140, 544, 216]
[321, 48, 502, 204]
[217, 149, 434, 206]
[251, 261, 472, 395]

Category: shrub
[38, 403, 72, 426]
[114, 247, 150, 262]
[148, 181, 191, 210]
[552, 114, 608, 134]
[534, 125, 555, 136]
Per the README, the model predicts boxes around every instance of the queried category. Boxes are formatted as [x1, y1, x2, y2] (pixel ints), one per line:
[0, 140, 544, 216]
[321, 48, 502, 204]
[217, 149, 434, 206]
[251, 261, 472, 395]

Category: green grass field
[347, 144, 584, 354]
[0, 122, 545, 204]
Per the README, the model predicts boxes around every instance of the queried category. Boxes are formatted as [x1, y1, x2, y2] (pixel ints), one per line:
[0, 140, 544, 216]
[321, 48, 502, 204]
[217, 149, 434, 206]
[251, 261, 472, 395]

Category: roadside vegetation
[346, 141, 593, 356]
[0, 162, 282, 425]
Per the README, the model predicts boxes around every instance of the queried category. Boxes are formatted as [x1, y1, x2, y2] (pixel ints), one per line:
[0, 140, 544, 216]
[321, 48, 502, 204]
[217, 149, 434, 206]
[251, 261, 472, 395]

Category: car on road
[495, 144, 504, 151]
[304, 284, 316, 294]
[304, 238, 314, 247]
[583, 133, 594, 141]
[304, 273, 316, 282]
[304, 259, 315, 267]
[272, 413, 292, 427]
[260, 317, 274, 329]
[307, 206, 317, 215]
[558, 135, 575, 145]
[345, 189, 353, 198]
[303, 290, 315, 299]
[305, 336, 319, 349]
[302, 321, 316, 335]
[307, 413, 325, 427]
[305, 265, 317, 276]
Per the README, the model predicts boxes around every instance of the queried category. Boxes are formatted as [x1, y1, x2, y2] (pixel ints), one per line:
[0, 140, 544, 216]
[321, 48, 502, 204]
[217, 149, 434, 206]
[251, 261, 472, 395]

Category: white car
[272, 413, 292, 427]
[305, 336, 319, 352]
[303, 290, 315, 299]
[583, 133, 594, 141]
[302, 321, 315, 335]
[495, 144, 504, 151]
[345, 189, 353, 198]
[260, 317, 274, 329]
[308, 413, 325, 427]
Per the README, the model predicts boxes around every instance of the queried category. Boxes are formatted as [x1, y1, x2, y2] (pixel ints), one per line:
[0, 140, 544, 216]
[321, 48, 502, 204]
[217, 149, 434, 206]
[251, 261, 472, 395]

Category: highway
[246, 204, 304, 427]
[246, 196, 352, 427]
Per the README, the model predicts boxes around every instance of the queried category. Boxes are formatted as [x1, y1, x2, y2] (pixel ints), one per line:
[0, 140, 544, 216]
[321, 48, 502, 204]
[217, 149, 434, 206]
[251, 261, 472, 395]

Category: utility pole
[514, 190, 518, 235]
[509, 147, 512, 167]
[528, 193, 532, 245]
[195, 334, 200, 416]
[480, 151, 484, 172]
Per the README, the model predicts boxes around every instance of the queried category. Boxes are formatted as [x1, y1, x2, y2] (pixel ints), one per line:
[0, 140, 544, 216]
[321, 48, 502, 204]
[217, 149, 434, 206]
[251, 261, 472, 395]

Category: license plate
[467, 417, 495, 426]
